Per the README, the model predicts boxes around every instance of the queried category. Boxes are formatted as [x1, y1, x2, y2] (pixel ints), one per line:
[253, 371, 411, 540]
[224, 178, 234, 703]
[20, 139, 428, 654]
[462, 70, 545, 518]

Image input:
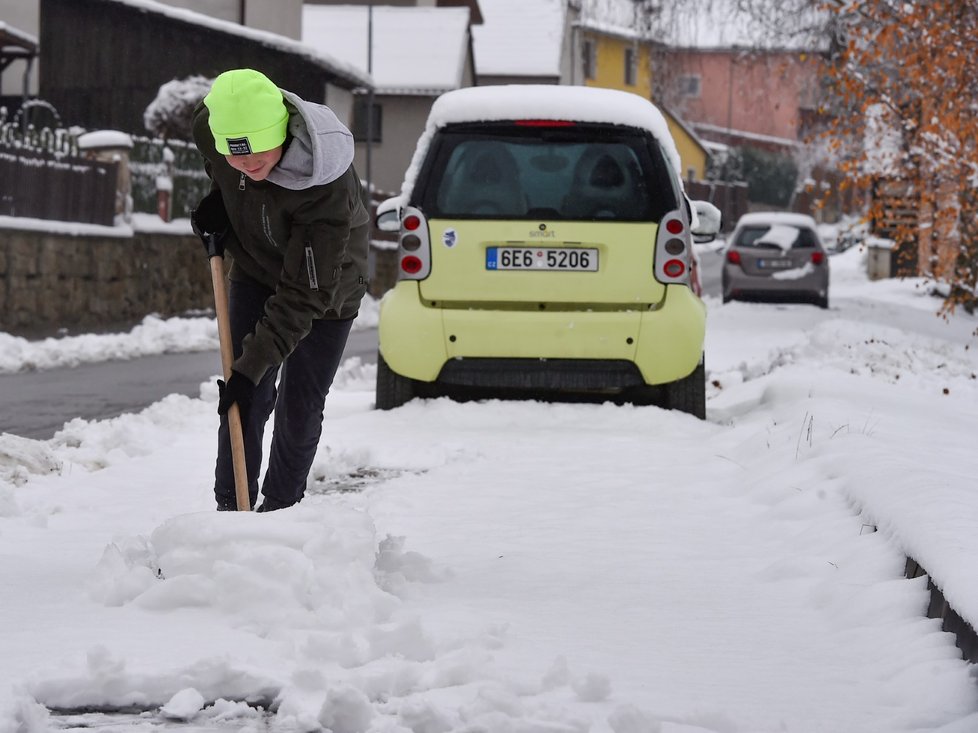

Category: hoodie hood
[265, 90, 355, 190]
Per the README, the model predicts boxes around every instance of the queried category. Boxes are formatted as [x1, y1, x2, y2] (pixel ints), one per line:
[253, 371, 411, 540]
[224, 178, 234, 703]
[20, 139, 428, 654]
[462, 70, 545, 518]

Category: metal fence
[0, 145, 117, 225]
[129, 135, 209, 220]
[0, 106, 121, 224]
[0, 105, 208, 225]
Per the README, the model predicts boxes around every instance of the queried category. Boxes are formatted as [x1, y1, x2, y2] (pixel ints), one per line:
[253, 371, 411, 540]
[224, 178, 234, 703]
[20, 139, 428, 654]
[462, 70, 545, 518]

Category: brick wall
[0, 227, 217, 336]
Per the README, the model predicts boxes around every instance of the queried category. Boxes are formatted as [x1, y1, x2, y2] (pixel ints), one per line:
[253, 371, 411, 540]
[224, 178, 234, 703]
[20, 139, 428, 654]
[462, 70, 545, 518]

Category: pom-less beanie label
[227, 137, 253, 156]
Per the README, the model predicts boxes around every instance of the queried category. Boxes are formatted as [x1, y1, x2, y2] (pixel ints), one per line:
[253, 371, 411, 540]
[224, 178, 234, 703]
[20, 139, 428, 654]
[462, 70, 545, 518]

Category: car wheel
[376, 352, 417, 410]
[816, 295, 829, 309]
[663, 358, 706, 420]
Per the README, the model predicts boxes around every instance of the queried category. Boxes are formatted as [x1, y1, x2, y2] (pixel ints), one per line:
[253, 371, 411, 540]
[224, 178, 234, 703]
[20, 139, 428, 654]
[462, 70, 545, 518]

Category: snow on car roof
[735, 212, 818, 230]
[395, 84, 684, 203]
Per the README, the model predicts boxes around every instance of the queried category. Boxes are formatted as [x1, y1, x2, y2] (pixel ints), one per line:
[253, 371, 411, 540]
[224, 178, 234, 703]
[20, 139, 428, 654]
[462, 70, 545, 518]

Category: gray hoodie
[266, 91, 356, 191]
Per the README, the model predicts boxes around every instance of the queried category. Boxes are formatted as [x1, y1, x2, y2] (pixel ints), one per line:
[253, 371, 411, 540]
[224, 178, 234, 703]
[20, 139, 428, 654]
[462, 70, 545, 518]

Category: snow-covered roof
[472, 0, 566, 78]
[692, 122, 800, 150]
[302, 5, 471, 95]
[0, 21, 38, 49]
[659, 106, 709, 157]
[396, 84, 683, 202]
[99, 0, 371, 88]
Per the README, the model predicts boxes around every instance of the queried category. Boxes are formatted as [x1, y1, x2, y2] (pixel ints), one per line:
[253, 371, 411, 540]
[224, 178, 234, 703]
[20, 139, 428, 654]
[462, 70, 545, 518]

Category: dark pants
[214, 277, 354, 510]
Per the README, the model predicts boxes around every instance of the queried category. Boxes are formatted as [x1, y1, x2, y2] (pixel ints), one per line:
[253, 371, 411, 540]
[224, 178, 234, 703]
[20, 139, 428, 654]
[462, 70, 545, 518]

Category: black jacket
[192, 94, 369, 384]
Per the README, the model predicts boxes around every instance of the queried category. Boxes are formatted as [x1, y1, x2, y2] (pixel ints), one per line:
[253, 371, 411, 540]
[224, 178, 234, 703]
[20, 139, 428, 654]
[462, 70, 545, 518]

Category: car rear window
[413, 122, 680, 222]
[735, 225, 818, 249]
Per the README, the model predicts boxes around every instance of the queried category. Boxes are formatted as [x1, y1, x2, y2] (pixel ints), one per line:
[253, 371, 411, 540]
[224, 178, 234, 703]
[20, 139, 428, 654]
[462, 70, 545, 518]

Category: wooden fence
[0, 145, 117, 226]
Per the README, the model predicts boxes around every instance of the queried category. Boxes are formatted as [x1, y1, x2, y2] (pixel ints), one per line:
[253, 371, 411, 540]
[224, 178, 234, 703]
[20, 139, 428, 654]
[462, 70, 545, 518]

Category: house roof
[691, 121, 799, 150]
[98, 0, 371, 87]
[472, 0, 566, 78]
[0, 22, 38, 52]
[439, 0, 484, 25]
[302, 5, 471, 95]
[659, 106, 710, 158]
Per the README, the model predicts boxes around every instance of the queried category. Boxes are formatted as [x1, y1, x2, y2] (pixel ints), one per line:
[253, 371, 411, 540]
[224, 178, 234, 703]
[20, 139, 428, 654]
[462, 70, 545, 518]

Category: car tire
[816, 295, 829, 309]
[376, 352, 417, 410]
[663, 357, 706, 420]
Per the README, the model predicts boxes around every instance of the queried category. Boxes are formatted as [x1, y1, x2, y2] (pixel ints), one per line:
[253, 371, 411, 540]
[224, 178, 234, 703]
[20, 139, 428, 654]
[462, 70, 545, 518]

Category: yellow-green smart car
[374, 85, 720, 417]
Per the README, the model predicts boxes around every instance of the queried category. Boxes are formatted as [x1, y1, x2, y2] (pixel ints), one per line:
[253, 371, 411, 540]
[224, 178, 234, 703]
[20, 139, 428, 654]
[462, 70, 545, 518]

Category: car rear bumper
[722, 267, 828, 299]
[378, 281, 705, 386]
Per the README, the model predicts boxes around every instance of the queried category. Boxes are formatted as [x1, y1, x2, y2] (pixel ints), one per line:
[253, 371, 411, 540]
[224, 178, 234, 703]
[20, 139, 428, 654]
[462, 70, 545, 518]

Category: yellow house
[577, 26, 709, 182]
[659, 107, 710, 182]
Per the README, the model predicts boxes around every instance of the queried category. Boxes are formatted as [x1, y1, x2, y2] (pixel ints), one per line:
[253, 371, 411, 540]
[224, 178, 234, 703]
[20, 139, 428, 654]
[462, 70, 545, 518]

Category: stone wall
[0, 227, 216, 337]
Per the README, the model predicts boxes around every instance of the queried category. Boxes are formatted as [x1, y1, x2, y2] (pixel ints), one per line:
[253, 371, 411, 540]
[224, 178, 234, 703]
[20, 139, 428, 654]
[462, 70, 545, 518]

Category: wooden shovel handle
[209, 256, 251, 512]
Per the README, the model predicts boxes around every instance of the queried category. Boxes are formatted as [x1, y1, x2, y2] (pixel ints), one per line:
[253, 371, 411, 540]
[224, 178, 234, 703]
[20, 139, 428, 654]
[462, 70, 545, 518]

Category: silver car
[722, 212, 830, 308]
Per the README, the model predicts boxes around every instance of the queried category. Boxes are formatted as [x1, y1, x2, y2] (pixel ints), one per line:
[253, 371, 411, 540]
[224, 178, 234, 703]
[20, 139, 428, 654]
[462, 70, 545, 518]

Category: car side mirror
[690, 200, 722, 243]
[375, 197, 402, 232]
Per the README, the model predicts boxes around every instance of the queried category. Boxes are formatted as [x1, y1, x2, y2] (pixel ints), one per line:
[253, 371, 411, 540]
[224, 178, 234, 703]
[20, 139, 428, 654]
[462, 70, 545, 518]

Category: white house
[302, 3, 477, 195]
[472, 0, 575, 85]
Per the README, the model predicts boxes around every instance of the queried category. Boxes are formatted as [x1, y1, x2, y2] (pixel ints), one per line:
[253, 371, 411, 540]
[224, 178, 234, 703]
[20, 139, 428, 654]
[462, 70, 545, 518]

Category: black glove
[190, 189, 230, 258]
[217, 370, 255, 426]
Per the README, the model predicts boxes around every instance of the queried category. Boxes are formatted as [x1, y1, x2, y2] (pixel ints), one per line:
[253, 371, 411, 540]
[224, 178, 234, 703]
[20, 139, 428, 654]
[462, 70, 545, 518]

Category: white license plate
[758, 258, 793, 269]
[486, 247, 598, 271]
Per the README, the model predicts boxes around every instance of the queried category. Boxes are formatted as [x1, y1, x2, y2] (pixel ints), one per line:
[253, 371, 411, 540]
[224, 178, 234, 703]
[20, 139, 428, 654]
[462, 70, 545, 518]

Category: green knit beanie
[204, 69, 288, 156]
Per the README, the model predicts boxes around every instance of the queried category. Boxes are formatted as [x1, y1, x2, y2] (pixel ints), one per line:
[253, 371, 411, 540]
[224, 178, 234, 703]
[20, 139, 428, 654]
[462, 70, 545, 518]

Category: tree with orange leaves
[822, 0, 978, 314]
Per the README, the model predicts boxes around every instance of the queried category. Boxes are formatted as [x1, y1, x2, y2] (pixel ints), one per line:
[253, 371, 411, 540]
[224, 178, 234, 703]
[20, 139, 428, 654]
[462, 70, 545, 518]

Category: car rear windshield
[735, 225, 818, 249]
[413, 122, 680, 222]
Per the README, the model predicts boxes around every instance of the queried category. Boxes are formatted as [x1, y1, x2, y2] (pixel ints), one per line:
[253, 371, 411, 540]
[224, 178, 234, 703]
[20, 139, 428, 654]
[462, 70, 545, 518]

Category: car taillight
[401, 235, 422, 251]
[663, 259, 685, 278]
[397, 206, 431, 281]
[514, 120, 576, 127]
[811, 251, 825, 265]
[401, 256, 422, 274]
[654, 210, 693, 287]
[726, 250, 742, 265]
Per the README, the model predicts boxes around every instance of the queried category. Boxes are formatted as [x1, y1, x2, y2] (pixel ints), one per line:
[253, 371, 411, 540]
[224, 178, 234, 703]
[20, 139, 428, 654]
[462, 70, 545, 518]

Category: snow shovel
[207, 250, 251, 511]
[193, 195, 250, 511]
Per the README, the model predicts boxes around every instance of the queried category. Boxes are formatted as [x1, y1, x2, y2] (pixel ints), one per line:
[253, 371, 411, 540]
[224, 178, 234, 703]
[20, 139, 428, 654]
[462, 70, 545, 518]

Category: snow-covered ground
[1, 246, 977, 732]
[0, 296, 380, 375]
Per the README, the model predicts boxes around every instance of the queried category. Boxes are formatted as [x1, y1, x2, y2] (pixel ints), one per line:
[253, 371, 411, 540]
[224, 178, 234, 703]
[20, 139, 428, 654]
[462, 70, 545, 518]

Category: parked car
[722, 212, 830, 308]
[373, 85, 721, 417]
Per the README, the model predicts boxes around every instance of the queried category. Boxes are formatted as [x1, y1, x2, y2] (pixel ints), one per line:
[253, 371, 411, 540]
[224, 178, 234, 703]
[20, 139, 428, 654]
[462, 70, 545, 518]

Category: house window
[582, 39, 596, 80]
[624, 47, 638, 86]
[679, 74, 701, 98]
[353, 97, 382, 143]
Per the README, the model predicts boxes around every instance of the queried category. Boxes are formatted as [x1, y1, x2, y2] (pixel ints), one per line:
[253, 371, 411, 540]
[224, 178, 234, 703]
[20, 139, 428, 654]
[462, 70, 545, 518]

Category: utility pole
[366, 0, 374, 204]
